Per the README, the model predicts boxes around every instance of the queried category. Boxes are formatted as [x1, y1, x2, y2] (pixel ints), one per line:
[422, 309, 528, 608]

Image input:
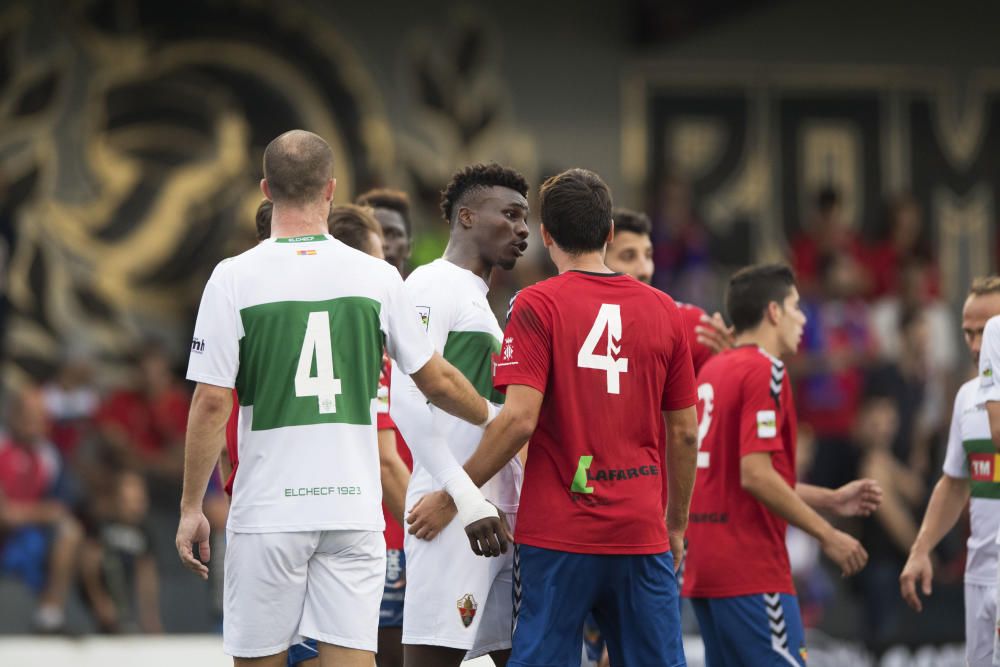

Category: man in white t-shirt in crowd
[175, 130, 502, 667]
[900, 276, 1000, 667]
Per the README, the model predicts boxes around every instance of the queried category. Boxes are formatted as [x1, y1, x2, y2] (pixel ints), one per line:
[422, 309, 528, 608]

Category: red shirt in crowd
[0, 437, 60, 503]
[682, 345, 798, 598]
[494, 271, 696, 555]
[95, 387, 189, 461]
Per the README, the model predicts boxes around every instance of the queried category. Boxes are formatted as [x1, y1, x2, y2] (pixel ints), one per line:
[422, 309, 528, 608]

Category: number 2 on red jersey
[696, 382, 714, 468]
[577, 303, 629, 394]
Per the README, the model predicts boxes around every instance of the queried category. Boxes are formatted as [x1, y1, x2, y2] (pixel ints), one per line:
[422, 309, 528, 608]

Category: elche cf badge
[457, 593, 478, 628]
[416, 306, 431, 331]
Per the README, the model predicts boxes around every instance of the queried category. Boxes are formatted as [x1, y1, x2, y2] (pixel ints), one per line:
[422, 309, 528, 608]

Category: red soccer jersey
[378, 355, 412, 551]
[0, 438, 60, 503]
[677, 302, 715, 374]
[682, 345, 798, 598]
[495, 271, 696, 555]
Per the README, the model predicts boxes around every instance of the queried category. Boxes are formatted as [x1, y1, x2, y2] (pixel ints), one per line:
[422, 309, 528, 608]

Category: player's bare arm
[410, 352, 492, 426]
[795, 479, 883, 517]
[407, 440, 530, 541]
[899, 474, 969, 612]
[741, 451, 868, 576]
[379, 428, 410, 526]
[461, 384, 543, 557]
[176, 382, 232, 580]
[664, 406, 698, 569]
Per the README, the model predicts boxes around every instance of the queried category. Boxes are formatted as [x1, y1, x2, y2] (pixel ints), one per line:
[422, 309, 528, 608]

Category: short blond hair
[970, 276, 1000, 297]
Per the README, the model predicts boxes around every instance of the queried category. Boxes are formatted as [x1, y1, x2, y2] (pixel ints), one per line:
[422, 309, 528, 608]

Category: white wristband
[477, 398, 499, 428]
[445, 473, 499, 527]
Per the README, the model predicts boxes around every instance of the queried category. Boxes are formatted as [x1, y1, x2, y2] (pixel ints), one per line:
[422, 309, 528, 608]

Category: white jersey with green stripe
[186, 234, 434, 533]
[977, 314, 1000, 549]
[942, 378, 999, 585]
[392, 258, 522, 512]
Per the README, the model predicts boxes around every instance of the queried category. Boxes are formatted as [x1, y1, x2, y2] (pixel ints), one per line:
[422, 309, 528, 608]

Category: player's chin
[498, 255, 520, 271]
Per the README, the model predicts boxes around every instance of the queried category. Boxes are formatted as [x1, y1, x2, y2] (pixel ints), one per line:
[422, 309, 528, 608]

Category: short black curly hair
[439, 163, 529, 225]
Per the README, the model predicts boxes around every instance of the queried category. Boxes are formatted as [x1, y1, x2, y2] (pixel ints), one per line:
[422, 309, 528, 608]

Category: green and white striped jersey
[391, 259, 522, 512]
[187, 234, 434, 533]
[942, 378, 999, 585]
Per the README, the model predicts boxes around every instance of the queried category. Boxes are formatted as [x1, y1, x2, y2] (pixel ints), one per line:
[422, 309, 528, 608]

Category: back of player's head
[726, 263, 797, 334]
[440, 163, 529, 225]
[255, 199, 272, 242]
[356, 188, 411, 233]
[970, 275, 1000, 297]
[611, 207, 651, 238]
[328, 204, 383, 255]
[539, 168, 613, 254]
[262, 130, 334, 205]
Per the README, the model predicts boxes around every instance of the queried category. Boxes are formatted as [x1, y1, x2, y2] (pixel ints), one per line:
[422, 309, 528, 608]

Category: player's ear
[766, 301, 782, 325]
[260, 179, 271, 200]
[457, 206, 475, 229]
[324, 178, 336, 202]
[540, 224, 555, 248]
[606, 219, 615, 246]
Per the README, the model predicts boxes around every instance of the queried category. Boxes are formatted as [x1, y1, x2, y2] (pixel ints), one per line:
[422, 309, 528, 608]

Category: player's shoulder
[676, 300, 707, 322]
[985, 314, 1000, 339]
[955, 376, 982, 406]
[703, 345, 782, 380]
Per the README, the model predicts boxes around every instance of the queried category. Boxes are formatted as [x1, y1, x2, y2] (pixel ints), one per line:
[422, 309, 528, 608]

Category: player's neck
[269, 202, 329, 239]
[733, 328, 783, 360]
[550, 247, 612, 275]
[442, 240, 493, 285]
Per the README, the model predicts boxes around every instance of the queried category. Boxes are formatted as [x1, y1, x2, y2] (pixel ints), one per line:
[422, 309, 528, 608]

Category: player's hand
[820, 528, 868, 577]
[668, 529, 685, 572]
[832, 479, 883, 517]
[465, 507, 512, 558]
[899, 550, 933, 612]
[407, 490, 457, 541]
[695, 312, 734, 354]
[176, 510, 211, 580]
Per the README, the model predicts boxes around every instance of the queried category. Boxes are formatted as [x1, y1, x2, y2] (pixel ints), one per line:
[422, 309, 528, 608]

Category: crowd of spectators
[0, 181, 979, 650]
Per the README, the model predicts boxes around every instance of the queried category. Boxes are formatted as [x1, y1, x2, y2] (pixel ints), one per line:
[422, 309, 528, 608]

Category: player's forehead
[963, 292, 1000, 327]
[373, 208, 406, 233]
[468, 185, 529, 211]
[610, 230, 651, 249]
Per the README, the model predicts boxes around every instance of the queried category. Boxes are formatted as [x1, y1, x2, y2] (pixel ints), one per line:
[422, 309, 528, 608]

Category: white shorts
[964, 581, 998, 667]
[223, 529, 385, 658]
[403, 512, 517, 658]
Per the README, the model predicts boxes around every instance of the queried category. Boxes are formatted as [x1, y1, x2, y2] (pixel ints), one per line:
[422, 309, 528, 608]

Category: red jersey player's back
[495, 270, 696, 555]
[682, 345, 798, 598]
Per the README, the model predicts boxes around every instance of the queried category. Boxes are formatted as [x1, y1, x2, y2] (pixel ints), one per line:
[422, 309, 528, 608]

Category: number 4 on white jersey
[577, 303, 629, 394]
[295, 311, 342, 414]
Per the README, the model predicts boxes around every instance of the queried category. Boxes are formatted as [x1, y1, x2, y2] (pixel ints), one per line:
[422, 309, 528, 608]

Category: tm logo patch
[416, 306, 431, 331]
[756, 410, 777, 438]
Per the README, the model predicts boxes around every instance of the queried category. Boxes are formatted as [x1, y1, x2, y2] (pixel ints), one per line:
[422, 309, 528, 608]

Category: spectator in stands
[94, 341, 189, 502]
[43, 349, 100, 461]
[853, 394, 924, 646]
[649, 172, 715, 307]
[81, 468, 161, 634]
[790, 187, 869, 297]
[792, 251, 879, 488]
[0, 385, 83, 632]
[868, 194, 938, 298]
[865, 307, 942, 474]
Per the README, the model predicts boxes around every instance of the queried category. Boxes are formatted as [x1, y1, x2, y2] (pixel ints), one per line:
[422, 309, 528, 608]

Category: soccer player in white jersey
[175, 130, 502, 667]
[389, 163, 529, 667]
[974, 284, 1000, 666]
[900, 277, 1000, 667]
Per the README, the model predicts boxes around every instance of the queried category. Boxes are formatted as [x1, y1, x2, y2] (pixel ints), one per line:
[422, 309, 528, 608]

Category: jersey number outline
[295, 311, 342, 414]
[577, 303, 629, 394]
[696, 382, 714, 468]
